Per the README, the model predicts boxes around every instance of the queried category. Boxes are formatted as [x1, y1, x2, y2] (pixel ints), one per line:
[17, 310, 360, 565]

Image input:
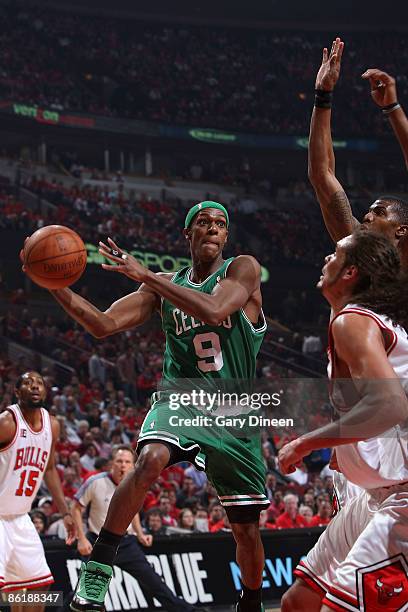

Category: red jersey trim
[294, 563, 329, 596]
[322, 597, 355, 612]
[1, 576, 54, 592]
[0, 408, 19, 453]
[2, 580, 54, 592]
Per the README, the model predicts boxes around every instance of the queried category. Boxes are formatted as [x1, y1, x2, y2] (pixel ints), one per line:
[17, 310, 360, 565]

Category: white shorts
[333, 471, 363, 512]
[0, 514, 54, 592]
[295, 483, 408, 611]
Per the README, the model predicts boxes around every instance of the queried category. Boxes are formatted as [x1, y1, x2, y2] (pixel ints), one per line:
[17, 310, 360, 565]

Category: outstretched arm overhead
[309, 37, 360, 242]
[362, 68, 408, 170]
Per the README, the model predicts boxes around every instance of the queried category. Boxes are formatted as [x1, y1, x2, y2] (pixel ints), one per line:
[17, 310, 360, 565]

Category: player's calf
[231, 521, 264, 612]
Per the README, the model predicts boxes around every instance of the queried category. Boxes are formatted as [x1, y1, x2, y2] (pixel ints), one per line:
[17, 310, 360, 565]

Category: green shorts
[138, 393, 269, 513]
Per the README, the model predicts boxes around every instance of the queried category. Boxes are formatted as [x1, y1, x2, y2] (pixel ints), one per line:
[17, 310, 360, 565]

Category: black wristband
[382, 101, 401, 115]
[314, 89, 333, 109]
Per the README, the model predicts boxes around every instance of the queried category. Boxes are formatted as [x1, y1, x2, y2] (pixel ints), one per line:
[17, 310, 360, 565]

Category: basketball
[23, 225, 87, 289]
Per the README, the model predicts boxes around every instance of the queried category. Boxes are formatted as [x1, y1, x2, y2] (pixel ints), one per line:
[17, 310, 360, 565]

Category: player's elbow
[92, 315, 116, 338]
[308, 164, 330, 187]
[203, 309, 224, 327]
[91, 325, 109, 339]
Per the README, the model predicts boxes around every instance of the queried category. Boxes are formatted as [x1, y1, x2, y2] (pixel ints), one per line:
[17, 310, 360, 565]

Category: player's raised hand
[99, 237, 149, 282]
[315, 37, 345, 92]
[278, 439, 305, 475]
[63, 513, 78, 546]
[361, 68, 398, 108]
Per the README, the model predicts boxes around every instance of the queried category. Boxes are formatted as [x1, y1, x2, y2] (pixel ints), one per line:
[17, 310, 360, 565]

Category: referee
[72, 444, 197, 612]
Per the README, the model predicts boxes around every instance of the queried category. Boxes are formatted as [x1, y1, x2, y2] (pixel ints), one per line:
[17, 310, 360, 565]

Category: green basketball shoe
[70, 561, 113, 612]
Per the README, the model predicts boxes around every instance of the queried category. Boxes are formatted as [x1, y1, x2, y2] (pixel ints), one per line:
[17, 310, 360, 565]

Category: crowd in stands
[0, 5, 407, 136]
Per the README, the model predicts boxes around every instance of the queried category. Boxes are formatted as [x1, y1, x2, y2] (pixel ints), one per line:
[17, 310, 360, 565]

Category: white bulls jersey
[0, 404, 52, 516]
[329, 304, 408, 490]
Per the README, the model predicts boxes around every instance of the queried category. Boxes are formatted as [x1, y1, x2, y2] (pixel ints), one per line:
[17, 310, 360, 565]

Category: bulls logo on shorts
[357, 555, 408, 611]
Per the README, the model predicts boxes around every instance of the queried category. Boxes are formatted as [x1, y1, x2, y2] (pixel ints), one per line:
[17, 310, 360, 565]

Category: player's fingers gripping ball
[22, 225, 87, 289]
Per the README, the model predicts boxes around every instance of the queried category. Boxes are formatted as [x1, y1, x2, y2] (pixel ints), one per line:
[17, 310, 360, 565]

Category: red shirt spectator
[310, 515, 331, 527]
[275, 493, 308, 529]
[310, 500, 332, 527]
[276, 512, 308, 529]
[208, 504, 225, 531]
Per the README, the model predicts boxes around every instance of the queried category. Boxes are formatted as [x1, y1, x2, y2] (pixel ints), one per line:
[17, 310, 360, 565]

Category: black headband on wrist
[382, 102, 401, 115]
[314, 89, 333, 109]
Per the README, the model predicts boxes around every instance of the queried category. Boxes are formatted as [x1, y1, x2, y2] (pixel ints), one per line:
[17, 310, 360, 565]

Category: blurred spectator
[30, 510, 47, 535]
[176, 476, 196, 508]
[194, 509, 209, 533]
[299, 504, 314, 525]
[62, 467, 79, 499]
[88, 348, 106, 385]
[208, 504, 226, 532]
[158, 494, 178, 527]
[310, 500, 332, 527]
[37, 497, 54, 518]
[265, 473, 277, 501]
[259, 509, 276, 530]
[275, 494, 308, 529]
[144, 509, 168, 536]
[183, 465, 207, 492]
[177, 509, 197, 533]
[286, 463, 309, 487]
[268, 490, 285, 520]
[80, 443, 98, 471]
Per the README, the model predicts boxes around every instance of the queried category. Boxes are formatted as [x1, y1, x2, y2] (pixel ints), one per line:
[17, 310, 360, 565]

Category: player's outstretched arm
[100, 240, 261, 325]
[309, 37, 359, 242]
[49, 283, 159, 338]
[362, 68, 408, 170]
[20, 241, 160, 338]
[44, 417, 77, 544]
[278, 314, 408, 474]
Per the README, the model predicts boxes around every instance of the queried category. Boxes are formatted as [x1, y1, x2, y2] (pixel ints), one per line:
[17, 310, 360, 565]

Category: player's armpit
[0, 410, 17, 448]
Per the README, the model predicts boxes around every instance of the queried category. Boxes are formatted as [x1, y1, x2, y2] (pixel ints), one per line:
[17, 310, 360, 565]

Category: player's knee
[135, 445, 169, 484]
[231, 521, 259, 547]
[281, 586, 296, 612]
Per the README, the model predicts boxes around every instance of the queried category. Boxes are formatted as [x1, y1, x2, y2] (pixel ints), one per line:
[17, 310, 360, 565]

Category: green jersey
[161, 257, 266, 383]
